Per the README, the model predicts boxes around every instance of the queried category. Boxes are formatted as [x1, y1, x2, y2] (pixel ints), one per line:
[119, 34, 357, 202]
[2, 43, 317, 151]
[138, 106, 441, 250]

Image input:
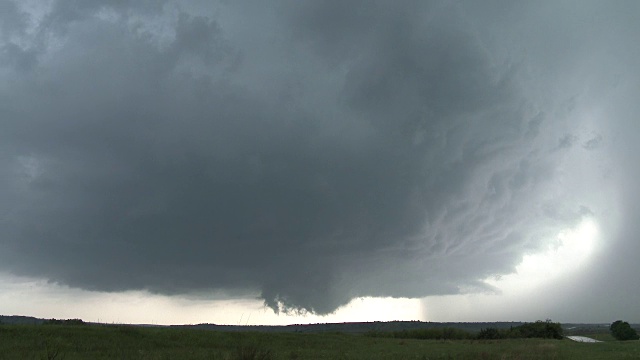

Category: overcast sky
[1, 0, 639, 325]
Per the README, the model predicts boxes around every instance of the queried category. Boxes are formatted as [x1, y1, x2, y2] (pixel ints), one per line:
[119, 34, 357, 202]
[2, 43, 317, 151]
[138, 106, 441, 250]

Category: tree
[610, 320, 639, 341]
[475, 320, 564, 340]
[518, 320, 563, 339]
[477, 327, 502, 339]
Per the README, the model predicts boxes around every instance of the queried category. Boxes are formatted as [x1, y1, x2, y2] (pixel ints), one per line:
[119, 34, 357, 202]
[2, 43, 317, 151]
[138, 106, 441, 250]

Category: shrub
[610, 320, 639, 341]
[477, 327, 502, 340]
[476, 320, 563, 340]
[511, 320, 563, 339]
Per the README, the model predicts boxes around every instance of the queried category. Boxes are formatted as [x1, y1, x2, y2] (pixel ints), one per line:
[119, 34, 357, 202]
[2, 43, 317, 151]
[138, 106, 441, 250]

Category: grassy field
[1, 324, 639, 359]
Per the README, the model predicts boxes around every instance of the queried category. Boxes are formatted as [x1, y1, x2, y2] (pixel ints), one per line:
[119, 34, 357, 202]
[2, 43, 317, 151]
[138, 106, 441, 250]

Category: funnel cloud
[1, 1, 639, 318]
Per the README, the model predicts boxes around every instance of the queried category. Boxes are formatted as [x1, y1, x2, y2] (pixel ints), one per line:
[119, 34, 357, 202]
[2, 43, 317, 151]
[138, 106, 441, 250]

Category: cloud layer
[1, 0, 637, 315]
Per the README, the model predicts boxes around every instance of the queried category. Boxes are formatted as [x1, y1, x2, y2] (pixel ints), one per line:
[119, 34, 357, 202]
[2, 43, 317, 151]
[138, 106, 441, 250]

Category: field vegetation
[1, 321, 639, 359]
[365, 320, 564, 341]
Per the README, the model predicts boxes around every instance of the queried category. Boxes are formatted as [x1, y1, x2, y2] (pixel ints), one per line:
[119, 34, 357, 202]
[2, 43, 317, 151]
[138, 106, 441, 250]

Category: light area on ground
[0, 274, 421, 325]
[422, 217, 600, 322]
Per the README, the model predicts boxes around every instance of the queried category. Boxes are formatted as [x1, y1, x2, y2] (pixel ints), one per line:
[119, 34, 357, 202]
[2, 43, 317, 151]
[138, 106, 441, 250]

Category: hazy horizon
[0, 312, 625, 327]
[2, 0, 640, 325]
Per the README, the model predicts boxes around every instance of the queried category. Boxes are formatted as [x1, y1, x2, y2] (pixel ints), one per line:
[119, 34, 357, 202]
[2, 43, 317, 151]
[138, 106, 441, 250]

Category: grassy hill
[0, 315, 44, 325]
[1, 320, 639, 359]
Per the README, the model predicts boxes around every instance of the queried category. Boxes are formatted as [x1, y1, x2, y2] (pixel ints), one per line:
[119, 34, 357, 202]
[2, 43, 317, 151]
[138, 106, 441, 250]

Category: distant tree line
[477, 320, 563, 340]
[367, 327, 474, 340]
[366, 320, 564, 340]
[43, 318, 86, 326]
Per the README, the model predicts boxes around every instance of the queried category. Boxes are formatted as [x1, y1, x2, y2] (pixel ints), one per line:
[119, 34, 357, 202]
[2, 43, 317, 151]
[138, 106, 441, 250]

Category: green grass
[1, 324, 639, 359]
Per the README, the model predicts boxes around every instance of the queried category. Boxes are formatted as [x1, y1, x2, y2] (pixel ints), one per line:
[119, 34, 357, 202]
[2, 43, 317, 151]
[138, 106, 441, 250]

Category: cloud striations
[1, 0, 638, 315]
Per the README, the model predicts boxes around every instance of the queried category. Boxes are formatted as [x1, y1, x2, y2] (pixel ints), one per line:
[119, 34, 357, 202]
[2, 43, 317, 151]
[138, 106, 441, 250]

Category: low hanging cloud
[1, 0, 637, 315]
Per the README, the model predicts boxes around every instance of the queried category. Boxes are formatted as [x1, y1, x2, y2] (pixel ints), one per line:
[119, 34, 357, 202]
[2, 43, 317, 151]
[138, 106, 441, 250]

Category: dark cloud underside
[1, 0, 638, 315]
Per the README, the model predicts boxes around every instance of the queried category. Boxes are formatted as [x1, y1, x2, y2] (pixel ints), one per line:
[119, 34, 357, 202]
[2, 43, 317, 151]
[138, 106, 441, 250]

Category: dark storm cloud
[0, 1, 27, 38]
[1, 0, 638, 316]
[46, 0, 166, 25]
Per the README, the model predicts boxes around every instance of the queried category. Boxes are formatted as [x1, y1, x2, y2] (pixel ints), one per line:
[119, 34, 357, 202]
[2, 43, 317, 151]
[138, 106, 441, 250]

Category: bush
[476, 320, 563, 340]
[366, 320, 563, 341]
[511, 320, 563, 339]
[610, 320, 639, 341]
[477, 327, 502, 340]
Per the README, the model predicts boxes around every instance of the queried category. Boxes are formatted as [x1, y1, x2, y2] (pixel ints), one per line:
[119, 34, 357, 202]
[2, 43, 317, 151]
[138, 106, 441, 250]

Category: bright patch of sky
[423, 217, 601, 322]
[0, 273, 420, 325]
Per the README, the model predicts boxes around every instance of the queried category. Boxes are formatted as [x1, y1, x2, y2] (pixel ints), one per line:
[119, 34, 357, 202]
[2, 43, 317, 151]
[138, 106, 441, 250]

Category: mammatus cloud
[1, 0, 637, 315]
